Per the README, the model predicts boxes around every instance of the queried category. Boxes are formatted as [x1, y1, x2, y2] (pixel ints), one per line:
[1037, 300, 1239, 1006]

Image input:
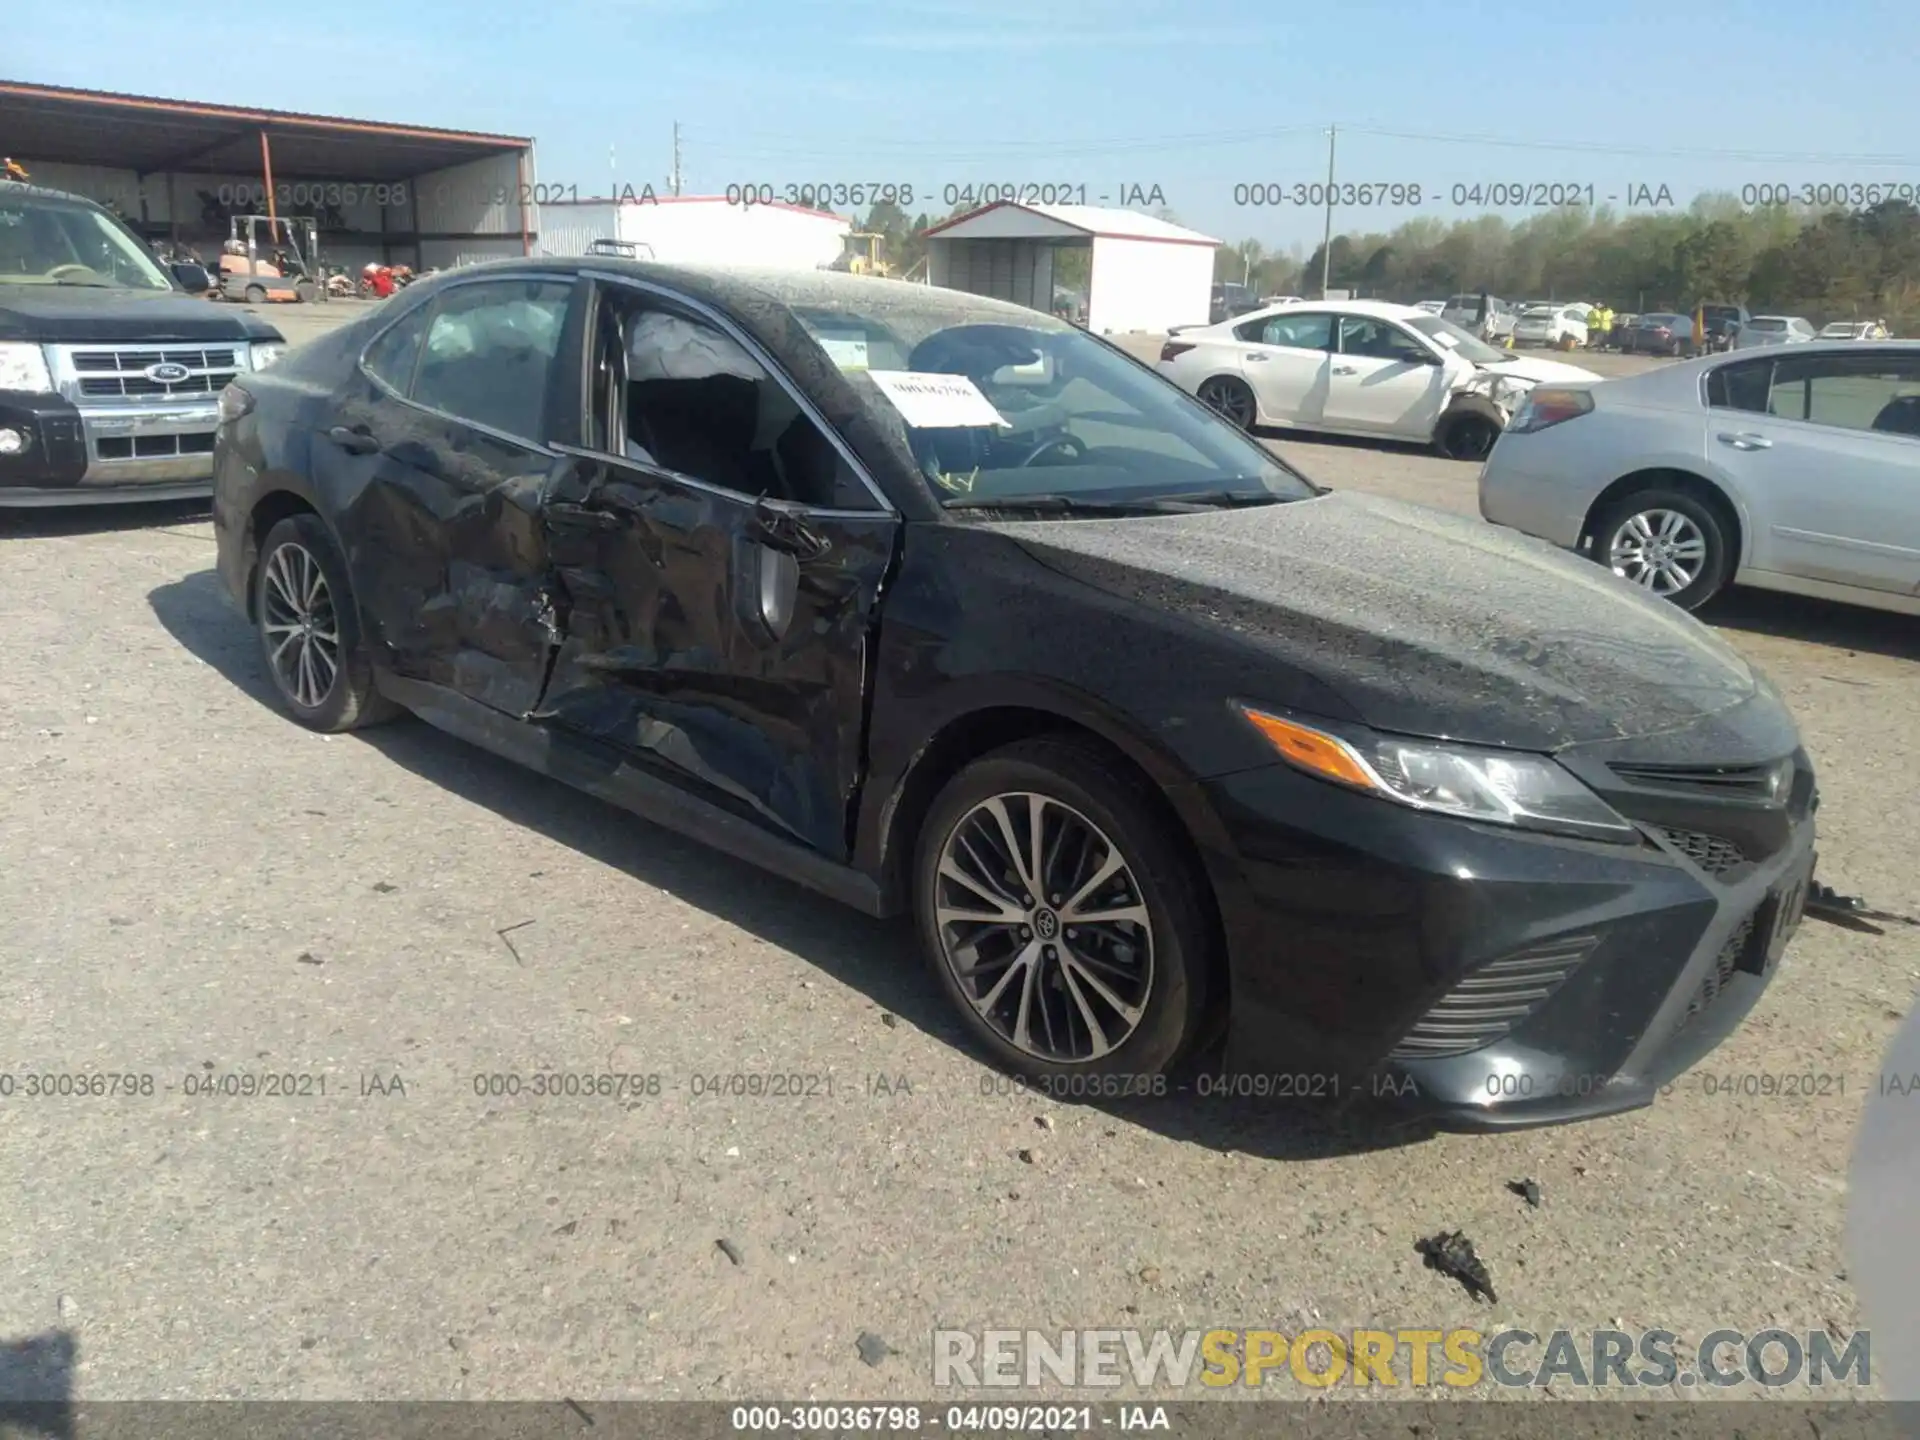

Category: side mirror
[171, 261, 212, 293]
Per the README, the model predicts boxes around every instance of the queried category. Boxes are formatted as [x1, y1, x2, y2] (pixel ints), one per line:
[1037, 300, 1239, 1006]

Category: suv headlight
[1237, 705, 1639, 843]
[250, 341, 286, 370]
[0, 343, 53, 394]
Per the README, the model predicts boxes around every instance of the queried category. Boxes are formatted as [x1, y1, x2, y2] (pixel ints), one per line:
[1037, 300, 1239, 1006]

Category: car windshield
[787, 296, 1316, 511]
[0, 192, 174, 290]
[1819, 323, 1857, 336]
[1750, 318, 1787, 331]
[1642, 314, 1683, 326]
[1404, 313, 1506, 364]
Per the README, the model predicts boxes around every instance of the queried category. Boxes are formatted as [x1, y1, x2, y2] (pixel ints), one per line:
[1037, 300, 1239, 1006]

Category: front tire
[1591, 488, 1731, 610]
[1436, 411, 1500, 462]
[254, 513, 399, 731]
[913, 737, 1213, 1083]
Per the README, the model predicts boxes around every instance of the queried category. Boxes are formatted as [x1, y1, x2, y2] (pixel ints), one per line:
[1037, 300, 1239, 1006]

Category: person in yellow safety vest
[1591, 303, 1611, 349]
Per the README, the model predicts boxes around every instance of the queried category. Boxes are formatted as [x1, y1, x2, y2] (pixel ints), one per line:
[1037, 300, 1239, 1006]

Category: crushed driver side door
[532, 281, 900, 861]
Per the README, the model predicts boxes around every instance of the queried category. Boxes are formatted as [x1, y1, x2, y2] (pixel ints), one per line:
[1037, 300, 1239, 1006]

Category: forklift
[218, 215, 321, 304]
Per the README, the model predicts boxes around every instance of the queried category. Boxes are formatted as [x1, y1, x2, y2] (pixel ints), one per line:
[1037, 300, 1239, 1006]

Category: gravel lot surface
[3, 310, 1915, 1408]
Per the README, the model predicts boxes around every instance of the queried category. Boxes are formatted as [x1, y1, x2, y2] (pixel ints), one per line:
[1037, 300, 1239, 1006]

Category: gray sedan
[1735, 315, 1817, 349]
[1477, 341, 1920, 615]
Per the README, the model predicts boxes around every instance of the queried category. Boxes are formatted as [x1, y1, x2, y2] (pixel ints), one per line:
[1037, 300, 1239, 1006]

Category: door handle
[1716, 431, 1772, 450]
[327, 425, 380, 455]
[1332, 364, 1358, 375]
[1244, 352, 1271, 363]
[545, 501, 624, 533]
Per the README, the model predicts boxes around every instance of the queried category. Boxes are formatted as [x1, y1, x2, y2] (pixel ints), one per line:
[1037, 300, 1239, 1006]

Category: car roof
[1210, 297, 1423, 329]
[1595, 337, 1920, 399]
[426, 255, 1049, 328]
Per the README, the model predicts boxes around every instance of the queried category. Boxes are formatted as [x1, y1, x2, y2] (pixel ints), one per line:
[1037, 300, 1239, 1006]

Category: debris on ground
[1139, 1265, 1161, 1284]
[715, 1238, 744, 1266]
[1415, 1231, 1498, 1303]
[296, 952, 323, 966]
[1035, 1115, 1055, 1131]
[372, 881, 398, 894]
[880, 1012, 898, 1028]
[1506, 1179, 1543, 1208]
[856, 1332, 891, 1367]
[1016, 1148, 1038, 1165]
[1806, 882, 1920, 935]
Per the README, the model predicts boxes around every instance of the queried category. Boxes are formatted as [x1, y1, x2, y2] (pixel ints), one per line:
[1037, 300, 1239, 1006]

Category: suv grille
[68, 347, 240, 400]
[1674, 910, 1758, 1035]
[1653, 826, 1749, 878]
[1390, 934, 1599, 1059]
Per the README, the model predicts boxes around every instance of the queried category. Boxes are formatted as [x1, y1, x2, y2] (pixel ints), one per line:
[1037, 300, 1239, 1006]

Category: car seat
[1869, 395, 1920, 438]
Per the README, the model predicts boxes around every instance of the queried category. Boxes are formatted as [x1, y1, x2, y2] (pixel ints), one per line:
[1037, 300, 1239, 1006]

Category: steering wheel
[48, 263, 103, 281]
[1016, 433, 1088, 468]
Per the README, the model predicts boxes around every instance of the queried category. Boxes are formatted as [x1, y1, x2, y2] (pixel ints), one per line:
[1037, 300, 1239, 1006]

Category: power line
[679, 122, 1920, 169]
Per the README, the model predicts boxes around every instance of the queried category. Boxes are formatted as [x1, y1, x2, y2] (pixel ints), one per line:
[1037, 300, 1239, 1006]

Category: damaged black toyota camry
[210, 260, 1816, 1130]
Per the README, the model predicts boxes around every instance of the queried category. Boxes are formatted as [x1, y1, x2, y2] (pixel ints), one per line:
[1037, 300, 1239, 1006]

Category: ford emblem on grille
[144, 361, 192, 384]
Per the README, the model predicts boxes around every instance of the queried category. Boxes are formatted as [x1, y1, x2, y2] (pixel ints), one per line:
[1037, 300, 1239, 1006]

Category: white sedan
[1513, 305, 1590, 349]
[1157, 300, 1600, 461]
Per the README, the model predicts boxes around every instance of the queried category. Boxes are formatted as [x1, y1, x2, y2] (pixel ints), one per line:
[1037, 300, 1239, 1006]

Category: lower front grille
[94, 433, 217, 461]
[1674, 910, 1758, 1035]
[1391, 934, 1599, 1059]
[1654, 825, 1750, 878]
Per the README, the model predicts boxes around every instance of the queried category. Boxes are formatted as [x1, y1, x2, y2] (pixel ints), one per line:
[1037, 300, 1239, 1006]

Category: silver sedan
[1477, 341, 1920, 615]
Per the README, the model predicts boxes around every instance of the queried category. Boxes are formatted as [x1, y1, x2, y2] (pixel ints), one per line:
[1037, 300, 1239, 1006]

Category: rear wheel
[245, 283, 267, 305]
[254, 513, 400, 731]
[914, 737, 1213, 1082]
[1195, 375, 1257, 430]
[1591, 488, 1731, 610]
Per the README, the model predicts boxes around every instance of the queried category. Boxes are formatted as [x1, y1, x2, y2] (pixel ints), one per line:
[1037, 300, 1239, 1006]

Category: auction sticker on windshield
[816, 334, 871, 371]
[868, 370, 1010, 429]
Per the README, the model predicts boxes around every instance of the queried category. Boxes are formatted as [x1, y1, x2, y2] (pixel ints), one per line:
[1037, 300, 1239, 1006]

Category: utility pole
[1319, 123, 1336, 299]
[670, 122, 682, 197]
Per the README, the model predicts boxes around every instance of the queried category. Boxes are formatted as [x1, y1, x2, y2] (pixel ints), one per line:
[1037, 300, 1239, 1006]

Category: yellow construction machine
[841, 232, 891, 277]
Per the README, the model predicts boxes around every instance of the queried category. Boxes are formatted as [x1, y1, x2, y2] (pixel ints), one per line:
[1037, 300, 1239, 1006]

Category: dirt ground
[2, 306, 1916, 1409]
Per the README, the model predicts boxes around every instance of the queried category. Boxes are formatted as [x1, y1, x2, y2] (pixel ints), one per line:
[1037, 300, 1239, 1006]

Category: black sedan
[209, 260, 1816, 1130]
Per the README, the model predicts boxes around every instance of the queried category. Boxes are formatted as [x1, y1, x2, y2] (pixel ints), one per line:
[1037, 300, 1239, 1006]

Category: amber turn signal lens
[1238, 708, 1378, 790]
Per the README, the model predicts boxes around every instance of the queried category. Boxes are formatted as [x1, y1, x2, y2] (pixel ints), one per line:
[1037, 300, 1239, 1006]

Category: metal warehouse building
[541, 195, 853, 271]
[924, 202, 1220, 335]
[0, 80, 538, 273]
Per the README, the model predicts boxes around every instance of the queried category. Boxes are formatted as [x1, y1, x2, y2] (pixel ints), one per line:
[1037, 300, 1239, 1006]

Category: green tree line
[1214, 196, 1920, 326]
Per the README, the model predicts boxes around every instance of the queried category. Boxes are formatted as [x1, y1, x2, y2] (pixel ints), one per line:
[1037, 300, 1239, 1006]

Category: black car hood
[993, 490, 1758, 751]
[0, 286, 281, 343]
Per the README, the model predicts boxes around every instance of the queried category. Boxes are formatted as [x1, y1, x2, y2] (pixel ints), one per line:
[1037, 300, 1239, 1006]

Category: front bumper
[0, 389, 217, 506]
[1201, 738, 1816, 1131]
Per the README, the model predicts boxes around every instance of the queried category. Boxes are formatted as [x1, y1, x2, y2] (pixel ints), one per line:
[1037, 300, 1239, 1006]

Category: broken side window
[606, 297, 874, 511]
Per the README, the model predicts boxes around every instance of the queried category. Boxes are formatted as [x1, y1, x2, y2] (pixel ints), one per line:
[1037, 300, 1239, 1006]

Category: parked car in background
[1514, 305, 1591, 350]
[1620, 313, 1696, 356]
[1159, 298, 1597, 460]
[1259, 294, 1304, 307]
[1819, 320, 1891, 341]
[1441, 293, 1517, 343]
[209, 258, 1816, 1127]
[1735, 316, 1817, 349]
[0, 180, 285, 508]
[1697, 303, 1750, 353]
[1210, 282, 1262, 325]
[1412, 299, 1445, 314]
[1479, 341, 1920, 615]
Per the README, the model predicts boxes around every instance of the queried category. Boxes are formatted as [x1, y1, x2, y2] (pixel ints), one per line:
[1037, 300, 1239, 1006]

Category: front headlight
[0, 342, 53, 394]
[250, 341, 286, 370]
[1237, 705, 1639, 843]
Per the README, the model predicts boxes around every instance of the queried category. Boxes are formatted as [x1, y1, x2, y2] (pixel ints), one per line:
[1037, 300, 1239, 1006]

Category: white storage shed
[539, 196, 852, 271]
[922, 203, 1220, 334]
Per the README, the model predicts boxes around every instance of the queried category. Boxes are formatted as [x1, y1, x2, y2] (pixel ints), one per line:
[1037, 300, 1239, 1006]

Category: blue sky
[9, 0, 1920, 249]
